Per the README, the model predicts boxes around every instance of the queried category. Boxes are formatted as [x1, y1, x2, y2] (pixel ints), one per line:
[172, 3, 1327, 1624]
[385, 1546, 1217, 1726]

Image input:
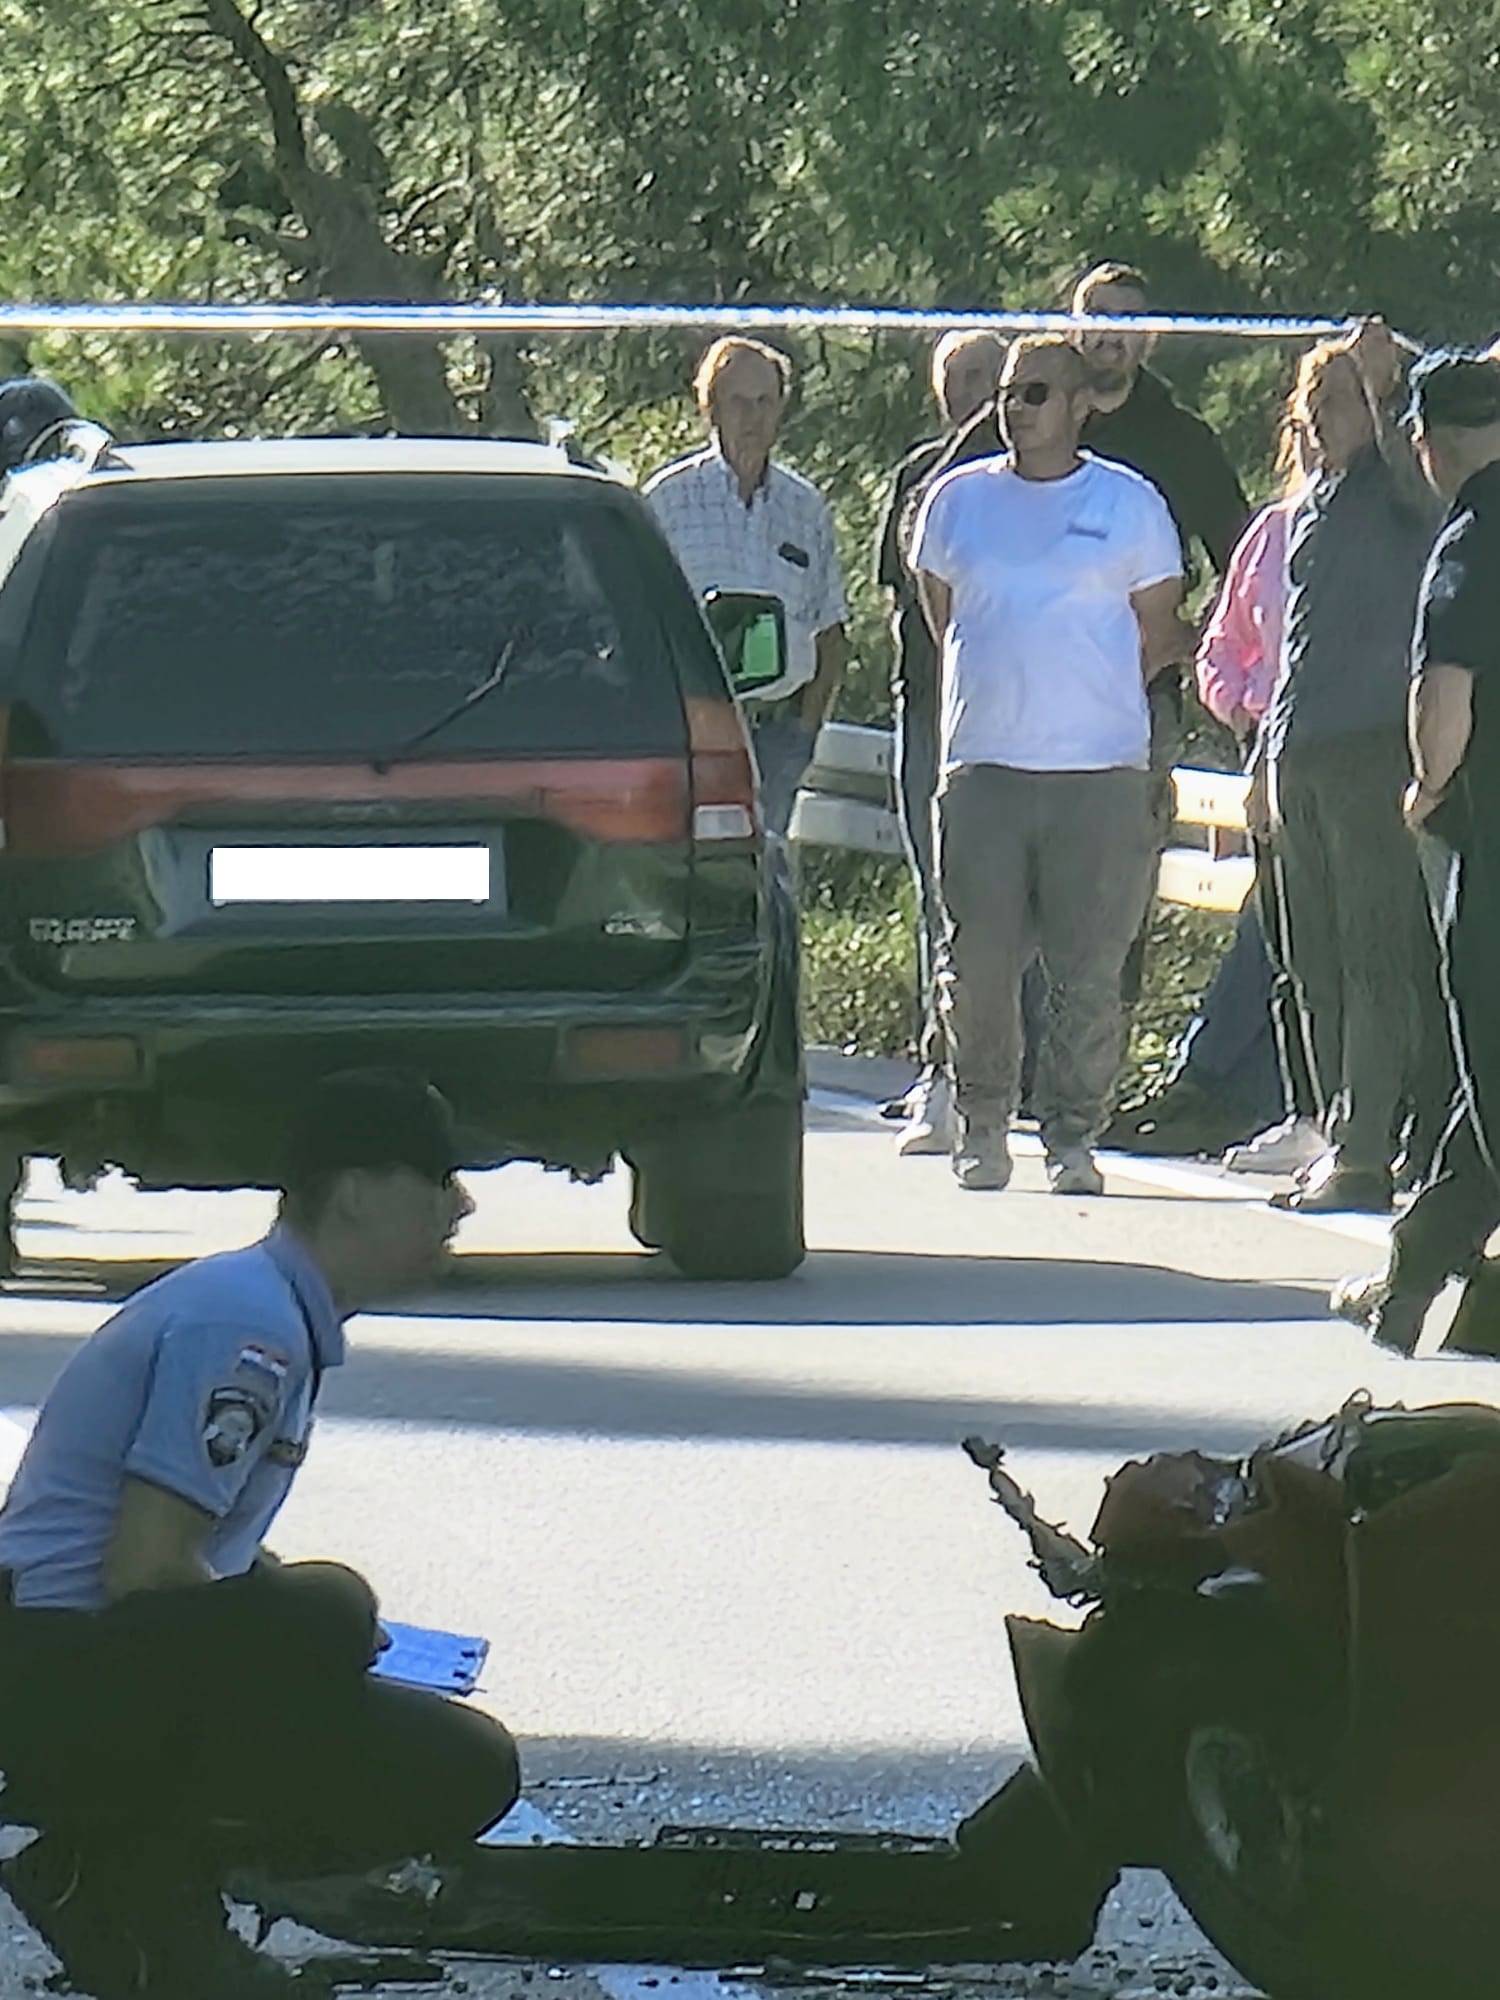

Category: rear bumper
[0, 947, 800, 1176]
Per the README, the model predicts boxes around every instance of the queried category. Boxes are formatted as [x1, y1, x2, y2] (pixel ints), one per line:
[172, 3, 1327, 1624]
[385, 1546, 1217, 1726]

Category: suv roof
[87, 435, 608, 485]
[0, 433, 634, 582]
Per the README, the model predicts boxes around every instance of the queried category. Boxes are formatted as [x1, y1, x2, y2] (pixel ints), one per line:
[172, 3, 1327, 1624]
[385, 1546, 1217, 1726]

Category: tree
[3, 0, 1498, 522]
[194, 0, 536, 435]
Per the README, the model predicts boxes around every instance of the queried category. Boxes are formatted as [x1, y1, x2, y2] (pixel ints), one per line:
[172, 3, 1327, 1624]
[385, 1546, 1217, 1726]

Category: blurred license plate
[210, 846, 492, 905]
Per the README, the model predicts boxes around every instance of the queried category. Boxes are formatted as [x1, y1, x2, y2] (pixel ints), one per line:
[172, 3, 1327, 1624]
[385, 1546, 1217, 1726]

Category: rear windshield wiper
[371, 631, 524, 775]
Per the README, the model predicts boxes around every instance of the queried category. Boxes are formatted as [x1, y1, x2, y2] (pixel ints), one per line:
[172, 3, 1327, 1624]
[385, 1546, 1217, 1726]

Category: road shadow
[1, 1246, 1332, 1328]
[0, 1322, 1346, 1463]
[414, 1247, 1332, 1327]
[0, 1242, 1353, 1460]
[0, 1334, 1329, 1456]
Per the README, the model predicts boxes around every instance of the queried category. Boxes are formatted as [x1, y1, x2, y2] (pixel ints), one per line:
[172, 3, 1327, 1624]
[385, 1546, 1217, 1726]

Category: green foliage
[9, 0, 1494, 485]
[800, 854, 919, 1059]
[1126, 904, 1237, 1098]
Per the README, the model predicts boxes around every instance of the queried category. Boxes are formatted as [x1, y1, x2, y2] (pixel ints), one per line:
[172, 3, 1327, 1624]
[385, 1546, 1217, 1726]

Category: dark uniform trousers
[893, 675, 944, 1067]
[1389, 834, 1500, 1311]
[0, 1560, 520, 1875]
[1254, 834, 1318, 1125]
[1274, 728, 1450, 1176]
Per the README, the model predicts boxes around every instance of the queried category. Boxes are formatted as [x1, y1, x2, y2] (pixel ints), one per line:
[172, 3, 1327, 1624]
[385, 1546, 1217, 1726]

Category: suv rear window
[15, 476, 687, 759]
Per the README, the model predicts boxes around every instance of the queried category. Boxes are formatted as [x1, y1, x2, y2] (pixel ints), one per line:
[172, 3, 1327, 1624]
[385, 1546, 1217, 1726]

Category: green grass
[798, 851, 1232, 1100]
[798, 853, 920, 1057]
[1124, 902, 1236, 1100]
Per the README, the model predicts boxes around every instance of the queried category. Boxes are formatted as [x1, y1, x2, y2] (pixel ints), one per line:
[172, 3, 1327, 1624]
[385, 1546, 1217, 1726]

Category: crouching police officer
[0, 1069, 519, 1997]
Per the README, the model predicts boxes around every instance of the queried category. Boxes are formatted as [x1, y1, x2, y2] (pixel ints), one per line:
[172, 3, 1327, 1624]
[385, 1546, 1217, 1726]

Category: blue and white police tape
[0, 301, 1357, 339]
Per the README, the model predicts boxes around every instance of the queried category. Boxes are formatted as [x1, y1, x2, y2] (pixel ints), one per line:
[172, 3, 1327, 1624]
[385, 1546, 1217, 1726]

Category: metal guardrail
[1162, 768, 1254, 912]
[790, 723, 905, 858]
[792, 724, 1253, 912]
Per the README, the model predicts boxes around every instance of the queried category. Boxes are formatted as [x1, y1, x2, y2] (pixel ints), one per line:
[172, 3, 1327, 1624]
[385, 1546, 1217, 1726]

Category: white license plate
[209, 845, 492, 905]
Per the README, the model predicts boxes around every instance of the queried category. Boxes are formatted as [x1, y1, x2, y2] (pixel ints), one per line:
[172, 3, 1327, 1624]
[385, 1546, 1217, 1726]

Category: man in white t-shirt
[909, 335, 1186, 1194]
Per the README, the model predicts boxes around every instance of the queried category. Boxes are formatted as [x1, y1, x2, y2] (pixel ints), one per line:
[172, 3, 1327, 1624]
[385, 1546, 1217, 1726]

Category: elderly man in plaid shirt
[644, 337, 850, 835]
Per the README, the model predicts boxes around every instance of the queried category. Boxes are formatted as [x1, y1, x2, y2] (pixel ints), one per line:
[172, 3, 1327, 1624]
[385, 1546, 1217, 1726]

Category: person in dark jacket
[1332, 353, 1500, 1347]
[876, 330, 1007, 1144]
[933, 262, 1247, 618]
[1264, 321, 1450, 1215]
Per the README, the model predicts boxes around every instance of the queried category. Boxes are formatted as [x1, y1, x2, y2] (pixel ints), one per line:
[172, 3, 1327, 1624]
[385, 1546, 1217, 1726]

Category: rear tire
[632, 1098, 804, 1281]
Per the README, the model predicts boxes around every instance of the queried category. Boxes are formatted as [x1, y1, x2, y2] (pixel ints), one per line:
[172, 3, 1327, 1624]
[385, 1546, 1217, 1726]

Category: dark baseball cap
[1408, 349, 1500, 431]
[283, 1068, 464, 1190]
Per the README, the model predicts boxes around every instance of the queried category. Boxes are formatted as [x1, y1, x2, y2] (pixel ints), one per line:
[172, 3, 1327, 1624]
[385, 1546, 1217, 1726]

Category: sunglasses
[1001, 381, 1056, 408]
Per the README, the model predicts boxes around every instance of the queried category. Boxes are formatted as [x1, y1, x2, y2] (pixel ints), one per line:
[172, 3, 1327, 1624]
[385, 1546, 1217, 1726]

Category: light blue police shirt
[0, 1227, 346, 1610]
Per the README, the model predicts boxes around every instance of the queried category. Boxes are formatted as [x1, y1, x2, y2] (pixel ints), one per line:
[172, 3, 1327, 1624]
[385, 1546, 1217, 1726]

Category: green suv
[0, 436, 804, 1279]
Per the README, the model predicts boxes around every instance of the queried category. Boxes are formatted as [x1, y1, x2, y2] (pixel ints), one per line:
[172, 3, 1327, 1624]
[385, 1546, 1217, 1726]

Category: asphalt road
[0, 1070, 1487, 1998]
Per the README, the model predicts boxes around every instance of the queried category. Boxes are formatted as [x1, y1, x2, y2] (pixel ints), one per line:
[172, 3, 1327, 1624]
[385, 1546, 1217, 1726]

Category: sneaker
[1329, 1269, 1391, 1327]
[1271, 1166, 1394, 1215]
[1223, 1117, 1327, 1176]
[952, 1129, 1013, 1191]
[879, 1071, 930, 1121]
[1329, 1270, 1433, 1354]
[1047, 1150, 1104, 1197]
[1098, 1077, 1247, 1157]
[897, 1073, 953, 1157]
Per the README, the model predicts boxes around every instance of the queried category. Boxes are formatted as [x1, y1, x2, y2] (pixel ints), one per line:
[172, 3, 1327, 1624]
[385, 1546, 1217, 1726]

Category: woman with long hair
[1105, 408, 1322, 1162]
[1259, 323, 1450, 1212]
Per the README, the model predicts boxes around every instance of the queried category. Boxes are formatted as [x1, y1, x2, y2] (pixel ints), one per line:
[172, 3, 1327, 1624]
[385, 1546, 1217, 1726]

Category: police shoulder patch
[202, 1386, 272, 1469]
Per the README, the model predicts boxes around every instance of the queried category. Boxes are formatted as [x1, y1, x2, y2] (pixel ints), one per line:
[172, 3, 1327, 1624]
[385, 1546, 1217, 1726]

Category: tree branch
[396, 179, 468, 240]
[223, 215, 315, 273]
[191, 0, 309, 172]
[250, 339, 341, 415]
[185, 0, 534, 438]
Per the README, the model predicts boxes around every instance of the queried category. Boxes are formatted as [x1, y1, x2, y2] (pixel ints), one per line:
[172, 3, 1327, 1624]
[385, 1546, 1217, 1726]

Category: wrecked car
[984, 1392, 1500, 1999]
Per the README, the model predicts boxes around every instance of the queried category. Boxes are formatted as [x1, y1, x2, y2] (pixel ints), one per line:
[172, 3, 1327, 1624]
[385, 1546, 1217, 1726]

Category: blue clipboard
[369, 1620, 490, 1696]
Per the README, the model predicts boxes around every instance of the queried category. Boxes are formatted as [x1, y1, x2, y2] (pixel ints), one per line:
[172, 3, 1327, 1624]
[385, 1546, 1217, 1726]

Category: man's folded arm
[103, 1476, 215, 1601]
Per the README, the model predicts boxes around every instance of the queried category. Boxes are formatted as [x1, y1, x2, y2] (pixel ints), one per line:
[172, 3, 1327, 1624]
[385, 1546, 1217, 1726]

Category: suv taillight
[686, 697, 758, 843]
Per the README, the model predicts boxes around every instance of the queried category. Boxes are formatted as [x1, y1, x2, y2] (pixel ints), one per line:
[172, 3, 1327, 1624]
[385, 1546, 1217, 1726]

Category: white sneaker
[897, 1074, 954, 1156]
[1223, 1117, 1327, 1177]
